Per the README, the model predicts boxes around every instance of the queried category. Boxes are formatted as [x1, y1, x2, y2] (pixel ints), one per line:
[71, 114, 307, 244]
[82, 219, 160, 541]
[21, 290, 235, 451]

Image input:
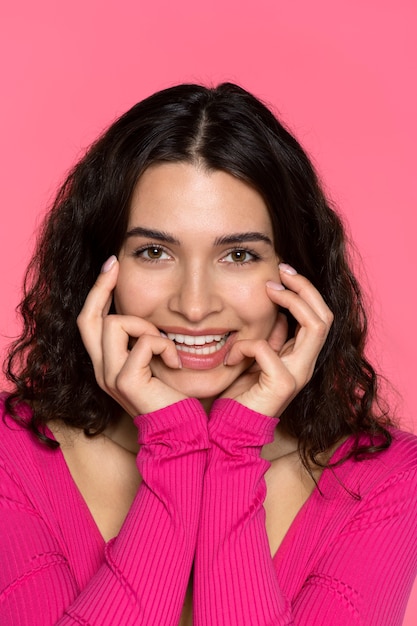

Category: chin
[151, 360, 245, 403]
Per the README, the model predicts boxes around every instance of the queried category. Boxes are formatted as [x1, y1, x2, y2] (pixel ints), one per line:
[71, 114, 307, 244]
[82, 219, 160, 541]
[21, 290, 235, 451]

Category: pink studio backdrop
[1, 1, 416, 621]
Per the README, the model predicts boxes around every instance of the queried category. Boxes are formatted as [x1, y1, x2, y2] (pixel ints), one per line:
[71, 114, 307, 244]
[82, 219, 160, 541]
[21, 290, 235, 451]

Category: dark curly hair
[4, 82, 392, 467]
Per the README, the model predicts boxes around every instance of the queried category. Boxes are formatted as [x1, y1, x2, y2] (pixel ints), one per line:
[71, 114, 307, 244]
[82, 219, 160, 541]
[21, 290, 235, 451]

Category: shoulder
[387, 427, 417, 467]
[0, 392, 32, 452]
[330, 427, 417, 501]
[366, 427, 417, 476]
[0, 393, 69, 522]
[1, 391, 34, 440]
[0, 392, 54, 476]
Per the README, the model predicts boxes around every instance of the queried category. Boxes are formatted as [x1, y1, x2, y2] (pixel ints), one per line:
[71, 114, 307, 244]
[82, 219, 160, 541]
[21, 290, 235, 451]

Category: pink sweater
[0, 394, 416, 625]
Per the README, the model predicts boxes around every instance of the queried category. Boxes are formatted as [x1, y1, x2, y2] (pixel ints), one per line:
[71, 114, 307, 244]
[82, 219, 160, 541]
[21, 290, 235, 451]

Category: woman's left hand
[221, 264, 334, 417]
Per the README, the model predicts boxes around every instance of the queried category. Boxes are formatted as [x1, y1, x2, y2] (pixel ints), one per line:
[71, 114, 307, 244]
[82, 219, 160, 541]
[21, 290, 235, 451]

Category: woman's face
[115, 162, 281, 403]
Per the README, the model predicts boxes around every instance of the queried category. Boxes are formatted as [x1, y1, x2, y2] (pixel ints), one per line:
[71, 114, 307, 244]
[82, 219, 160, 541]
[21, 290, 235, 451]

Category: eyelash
[132, 244, 262, 266]
[220, 247, 261, 265]
[132, 244, 171, 262]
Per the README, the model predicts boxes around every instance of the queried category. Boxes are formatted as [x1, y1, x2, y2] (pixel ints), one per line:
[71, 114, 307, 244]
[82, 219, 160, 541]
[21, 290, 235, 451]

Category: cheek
[255, 299, 279, 335]
[113, 271, 158, 317]
[233, 282, 279, 335]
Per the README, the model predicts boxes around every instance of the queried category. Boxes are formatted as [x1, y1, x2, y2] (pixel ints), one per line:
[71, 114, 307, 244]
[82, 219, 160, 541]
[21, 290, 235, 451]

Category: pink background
[1, 0, 416, 621]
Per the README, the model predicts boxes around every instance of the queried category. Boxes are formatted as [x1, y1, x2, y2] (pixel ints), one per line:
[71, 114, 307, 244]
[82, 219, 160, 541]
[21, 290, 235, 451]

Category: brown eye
[134, 245, 170, 261]
[230, 250, 248, 262]
[222, 249, 257, 264]
[147, 247, 164, 259]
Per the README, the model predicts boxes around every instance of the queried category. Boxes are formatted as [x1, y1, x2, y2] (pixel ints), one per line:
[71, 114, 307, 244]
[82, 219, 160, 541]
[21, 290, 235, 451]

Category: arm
[0, 398, 208, 625]
[291, 464, 417, 625]
[194, 399, 417, 626]
[193, 265, 333, 625]
[193, 264, 417, 625]
[193, 398, 292, 626]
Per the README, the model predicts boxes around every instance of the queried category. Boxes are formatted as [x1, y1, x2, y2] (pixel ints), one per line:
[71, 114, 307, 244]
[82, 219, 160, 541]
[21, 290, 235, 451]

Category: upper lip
[159, 327, 234, 336]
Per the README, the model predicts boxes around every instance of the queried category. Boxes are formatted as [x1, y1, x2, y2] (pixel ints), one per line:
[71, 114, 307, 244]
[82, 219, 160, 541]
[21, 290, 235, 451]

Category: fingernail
[279, 263, 297, 275]
[266, 280, 285, 291]
[101, 255, 117, 273]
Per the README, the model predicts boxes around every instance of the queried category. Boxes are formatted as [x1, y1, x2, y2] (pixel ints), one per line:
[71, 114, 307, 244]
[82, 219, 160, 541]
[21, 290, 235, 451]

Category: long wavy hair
[4, 82, 392, 466]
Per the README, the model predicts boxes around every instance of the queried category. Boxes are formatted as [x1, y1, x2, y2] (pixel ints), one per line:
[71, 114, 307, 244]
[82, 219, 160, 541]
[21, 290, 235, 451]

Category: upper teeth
[166, 333, 226, 346]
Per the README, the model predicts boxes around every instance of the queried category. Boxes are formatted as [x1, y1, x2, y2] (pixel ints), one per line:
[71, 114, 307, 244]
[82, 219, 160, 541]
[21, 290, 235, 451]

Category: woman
[1, 83, 416, 625]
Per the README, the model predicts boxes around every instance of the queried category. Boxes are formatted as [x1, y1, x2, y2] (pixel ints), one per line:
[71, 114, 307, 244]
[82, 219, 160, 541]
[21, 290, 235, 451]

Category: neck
[104, 412, 140, 454]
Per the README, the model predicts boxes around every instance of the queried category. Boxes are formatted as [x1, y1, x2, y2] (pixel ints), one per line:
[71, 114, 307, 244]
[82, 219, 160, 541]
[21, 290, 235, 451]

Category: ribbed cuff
[134, 398, 209, 447]
[209, 398, 278, 448]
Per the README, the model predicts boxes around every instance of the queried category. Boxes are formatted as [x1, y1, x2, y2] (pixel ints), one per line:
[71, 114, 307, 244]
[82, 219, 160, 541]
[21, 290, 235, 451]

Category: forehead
[128, 162, 273, 237]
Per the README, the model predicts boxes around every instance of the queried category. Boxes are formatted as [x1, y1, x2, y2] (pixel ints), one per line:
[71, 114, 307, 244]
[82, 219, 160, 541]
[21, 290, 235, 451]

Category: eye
[134, 245, 171, 261]
[221, 248, 259, 264]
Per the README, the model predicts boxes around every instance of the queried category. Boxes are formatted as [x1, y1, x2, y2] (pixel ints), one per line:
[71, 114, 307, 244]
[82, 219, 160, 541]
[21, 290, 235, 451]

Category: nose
[168, 263, 223, 323]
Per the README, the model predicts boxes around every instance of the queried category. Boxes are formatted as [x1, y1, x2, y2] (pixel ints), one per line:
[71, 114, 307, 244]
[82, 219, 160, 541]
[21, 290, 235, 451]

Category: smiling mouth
[161, 331, 231, 355]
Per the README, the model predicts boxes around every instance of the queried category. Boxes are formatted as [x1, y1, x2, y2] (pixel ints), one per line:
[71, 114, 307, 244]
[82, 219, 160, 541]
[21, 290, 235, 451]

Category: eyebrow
[125, 227, 180, 244]
[125, 226, 273, 247]
[213, 232, 273, 246]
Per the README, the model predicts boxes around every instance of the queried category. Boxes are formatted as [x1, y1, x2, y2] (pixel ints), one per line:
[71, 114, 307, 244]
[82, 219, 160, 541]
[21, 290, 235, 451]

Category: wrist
[209, 398, 278, 449]
[134, 397, 209, 447]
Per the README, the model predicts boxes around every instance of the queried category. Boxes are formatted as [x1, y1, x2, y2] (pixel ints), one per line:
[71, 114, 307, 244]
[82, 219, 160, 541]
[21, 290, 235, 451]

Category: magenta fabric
[0, 394, 416, 624]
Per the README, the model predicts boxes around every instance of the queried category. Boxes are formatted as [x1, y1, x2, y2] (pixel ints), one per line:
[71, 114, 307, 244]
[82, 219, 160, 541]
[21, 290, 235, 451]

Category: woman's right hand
[77, 256, 186, 416]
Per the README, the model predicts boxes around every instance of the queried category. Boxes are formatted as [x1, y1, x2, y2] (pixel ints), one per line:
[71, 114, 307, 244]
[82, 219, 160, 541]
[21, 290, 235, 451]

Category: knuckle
[312, 318, 328, 339]
[133, 334, 149, 350]
[325, 309, 334, 326]
[275, 374, 297, 400]
[76, 310, 86, 329]
[114, 370, 132, 396]
[284, 377, 297, 397]
[255, 339, 271, 352]
[102, 314, 118, 331]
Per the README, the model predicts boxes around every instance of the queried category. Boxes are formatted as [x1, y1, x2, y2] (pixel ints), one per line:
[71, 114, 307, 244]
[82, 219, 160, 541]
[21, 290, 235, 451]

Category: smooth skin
[79, 260, 331, 418]
[77, 163, 333, 420]
[71, 163, 334, 624]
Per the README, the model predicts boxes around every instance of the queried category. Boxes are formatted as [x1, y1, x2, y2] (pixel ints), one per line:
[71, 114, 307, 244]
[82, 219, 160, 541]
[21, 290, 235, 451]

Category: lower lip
[176, 333, 235, 370]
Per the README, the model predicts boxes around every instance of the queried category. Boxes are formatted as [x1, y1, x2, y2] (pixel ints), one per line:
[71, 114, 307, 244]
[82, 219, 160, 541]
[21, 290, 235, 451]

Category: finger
[81, 256, 119, 320]
[267, 312, 288, 352]
[102, 318, 180, 382]
[278, 263, 333, 325]
[114, 334, 184, 415]
[266, 271, 333, 354]
[224, 339, 297, 415]
[266, 286, 330, 347]
[266, 281, 333, 330]
[225, 339, 286, 382]
[120, 334, 181, 382]
[76, 257, 119, 365]
[100, 315, 164, 386]
[262, 284, 332, 391]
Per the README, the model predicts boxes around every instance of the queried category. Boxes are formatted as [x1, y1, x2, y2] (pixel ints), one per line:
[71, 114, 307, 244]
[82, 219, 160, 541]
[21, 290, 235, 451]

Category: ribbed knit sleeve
[194, 399, 417, 626]
[1, 394, 416, 625]
[290, 462, 417, 625]
[193, 398, 292, 625]
[0, 398, 208, 625]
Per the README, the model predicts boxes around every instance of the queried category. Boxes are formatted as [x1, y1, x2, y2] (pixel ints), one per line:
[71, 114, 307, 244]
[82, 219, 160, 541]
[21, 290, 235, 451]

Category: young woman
[1, 83, 416, 625]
